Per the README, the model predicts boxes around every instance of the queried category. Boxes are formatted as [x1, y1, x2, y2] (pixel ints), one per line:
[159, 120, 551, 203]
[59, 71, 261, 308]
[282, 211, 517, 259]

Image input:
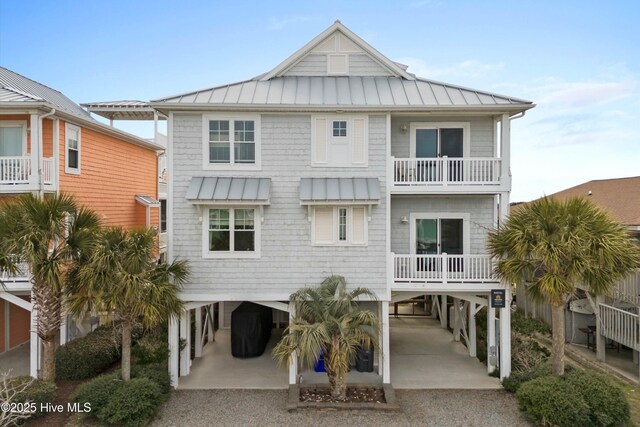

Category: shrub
[132, 331, 169, 365]
[502, 363, 552, 393]
[131, 364, 171, 396]
[8, 376, 56, 418]
[517, 375, 591, 427]
[566, 370, 630, 427]
[511, 334, 549, 373]
[511, 311, 551, 336]
[72, 373, 121, 416]
[100, 378, 163, 427]
[56, 324, 122, 380]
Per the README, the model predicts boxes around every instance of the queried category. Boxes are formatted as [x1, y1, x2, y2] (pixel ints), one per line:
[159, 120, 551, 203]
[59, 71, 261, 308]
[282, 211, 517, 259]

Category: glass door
[414, 127, 464, 182]
[414, 218, 464, 272]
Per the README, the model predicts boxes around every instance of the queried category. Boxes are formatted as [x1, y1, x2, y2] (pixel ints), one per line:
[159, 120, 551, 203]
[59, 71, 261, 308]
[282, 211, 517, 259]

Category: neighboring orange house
[0, 66, 162, 376]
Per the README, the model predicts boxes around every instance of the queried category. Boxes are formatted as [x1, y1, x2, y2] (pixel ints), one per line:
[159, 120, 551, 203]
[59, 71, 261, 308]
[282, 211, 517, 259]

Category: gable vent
[327, 54, 348, 75]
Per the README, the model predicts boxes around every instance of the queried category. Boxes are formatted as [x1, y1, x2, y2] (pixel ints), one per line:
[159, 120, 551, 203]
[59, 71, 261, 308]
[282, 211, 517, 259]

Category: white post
[208, 304, 215, 342]
[29, 114, 41, 191]
[453, 298, 461, 341]
[52, 118, 59, 193]
[499, 288, 512, 379]
[431, 295, 439, 319]
[168, 317, 179, 387]
[500, 113, 511, 186]
[440, 294, 448, 328]
[488, 306, 497, 374]
[218, 302, 225, 329]
[194, 306, 202, 358]
[60, 313, 67, 345]
[288, 305, 297, 385]
[30, 302, 39, 378]
[381, 302, 390, 384]
[442, 156, 449, 185]
[179, 310, 190, 376]
[469, 302, 477, 358]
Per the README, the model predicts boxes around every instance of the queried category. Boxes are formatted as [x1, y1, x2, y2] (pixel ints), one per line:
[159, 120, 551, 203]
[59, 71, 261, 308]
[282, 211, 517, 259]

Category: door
[413, 127, 464, 181]
[413, 218, 464, 272]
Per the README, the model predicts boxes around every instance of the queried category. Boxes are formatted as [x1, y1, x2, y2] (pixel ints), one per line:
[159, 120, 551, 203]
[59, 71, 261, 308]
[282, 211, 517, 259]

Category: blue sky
[1, 0, 638, 201]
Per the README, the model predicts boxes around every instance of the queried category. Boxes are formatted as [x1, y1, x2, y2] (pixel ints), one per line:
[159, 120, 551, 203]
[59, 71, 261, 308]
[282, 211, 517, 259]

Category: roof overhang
[81, 101, 164, 121]
[186, 177, 271, 205]
[300, 177, 381, 205]
[135, 194, 161, 207]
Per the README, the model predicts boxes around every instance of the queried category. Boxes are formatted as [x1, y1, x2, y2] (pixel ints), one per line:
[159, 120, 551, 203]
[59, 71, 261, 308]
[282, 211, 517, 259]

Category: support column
[218, 302, 225, 329]
[60, 313, 67, 345]
[453, 298, 461, 341]
[194, 307, 202, 358]
[381, 302, 390, 384]
[595, 295, 606, 362]
[469, 302, 477, 358]
[500, 113, 511, 189]
[179, 310, 190, 377]
[499, 288, 512, 379]
[487, 306, 497, 374]
[168, 317, 179, 387]
[30, 304, 39, 378]
[440, 294, 448, 328]
[207, 304, 215, 342]
[288, 305, 297, 385]
[29, 114, 41, 191]
[430, 295, 438, 319]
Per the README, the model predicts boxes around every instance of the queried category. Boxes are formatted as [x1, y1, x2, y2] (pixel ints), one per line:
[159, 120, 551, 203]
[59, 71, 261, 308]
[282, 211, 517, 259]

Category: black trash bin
[231, 302, 273, 358]
[355, 345, 374, 372]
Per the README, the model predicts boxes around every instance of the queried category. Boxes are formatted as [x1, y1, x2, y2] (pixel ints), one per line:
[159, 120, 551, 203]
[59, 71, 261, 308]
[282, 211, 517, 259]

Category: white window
[0, 121, 27, 156]
[65, 123, 81, 174]
[203, 207, 260, 258]
[203, 115, 261, 170]
[312, 206, 367, 246]
[312, 116, 367, 167]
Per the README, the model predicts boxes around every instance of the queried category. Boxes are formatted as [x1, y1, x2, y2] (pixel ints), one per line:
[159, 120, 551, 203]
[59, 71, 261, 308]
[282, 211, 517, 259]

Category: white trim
[409, 122, 470, 158]
[0, 120, 28, 156]
[167, 112, 174, 262]
[64, 122, 81, 175]
[201, 113, 261, 171]
[0, 291, 33, 311]
[311, 114, 368, 167]
[201, 206, 261, 259]
[409, 212, 471, 255]
[311, 205, 368, 246]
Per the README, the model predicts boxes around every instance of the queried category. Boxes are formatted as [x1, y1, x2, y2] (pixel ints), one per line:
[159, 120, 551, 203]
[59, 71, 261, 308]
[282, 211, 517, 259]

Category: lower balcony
[0, 262, 31, 291]
[0, 156, 55, 193]
[391, 253, 500, 292]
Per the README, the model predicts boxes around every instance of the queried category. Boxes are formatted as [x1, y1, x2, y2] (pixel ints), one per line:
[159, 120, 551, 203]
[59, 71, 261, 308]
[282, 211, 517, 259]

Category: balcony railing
[392, 253, 496, 283]
[0, 262, 31, 283]
[0, 156, 53, 186]
[599, 303, 639, 351]
[393, 157, 501, 187]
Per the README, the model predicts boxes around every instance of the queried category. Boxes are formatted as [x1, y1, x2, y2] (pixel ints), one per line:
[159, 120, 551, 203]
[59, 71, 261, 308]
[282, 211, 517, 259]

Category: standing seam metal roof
[300, 178, 381, 202]
[186, 177, 271, 203]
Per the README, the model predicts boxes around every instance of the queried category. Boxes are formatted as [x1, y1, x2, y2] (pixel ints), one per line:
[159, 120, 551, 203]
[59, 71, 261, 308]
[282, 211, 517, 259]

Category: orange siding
[58, 121, 159, 229]
[9, 298, 30, 348]
[0, 114, 53, 156]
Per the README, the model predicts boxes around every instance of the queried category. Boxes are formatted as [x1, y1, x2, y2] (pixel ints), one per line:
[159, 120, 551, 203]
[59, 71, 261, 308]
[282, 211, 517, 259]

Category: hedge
[131, 330, 169, 365]
[55, 324, 122, 380]
[8, 376, 56, 419]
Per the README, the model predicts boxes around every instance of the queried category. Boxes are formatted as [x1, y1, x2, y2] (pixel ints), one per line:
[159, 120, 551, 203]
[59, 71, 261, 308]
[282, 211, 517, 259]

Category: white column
[453, 298, 461, 341]
[595, 295, 606, 362]
[469, 302, 477, 358]
[29, 114, 41, 191]
[430, 295, 438, 319]
[179, 310, 190, 376]
[381, 302, 390, 384]
[30, 303, 39, 378]
[499, 288, 512, 379]
[500, 113, 511, 187]
[52, 118, 59, 193]
[60, 313, 67, 345]
[288, 305, 297, 385]
[378, 303, 384, 377]
[194, 307, 202, 358]
[487, 306, 497, 374]
[440, 294, 448, 328]
[168, 317, 179, 387]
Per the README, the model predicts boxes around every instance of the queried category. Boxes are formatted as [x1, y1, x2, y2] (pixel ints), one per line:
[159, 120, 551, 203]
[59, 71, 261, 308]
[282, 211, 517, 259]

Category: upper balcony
[0, 156, 56, 193]
[0, 262, 32, 291]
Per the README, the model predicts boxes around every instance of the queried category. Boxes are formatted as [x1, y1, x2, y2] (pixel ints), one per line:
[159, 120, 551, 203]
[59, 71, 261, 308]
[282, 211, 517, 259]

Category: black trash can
[231, 302, 273, 358]
[355, 345, 374, 372]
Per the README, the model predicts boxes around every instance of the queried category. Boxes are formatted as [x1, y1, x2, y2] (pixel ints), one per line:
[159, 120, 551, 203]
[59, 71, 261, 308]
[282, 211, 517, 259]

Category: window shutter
[314, 118, 327, 163]
[327, 54, 348, 74]
[352, 118, 365, 164]
[351, 207, 366, 244]
[314, 207, 334, 244]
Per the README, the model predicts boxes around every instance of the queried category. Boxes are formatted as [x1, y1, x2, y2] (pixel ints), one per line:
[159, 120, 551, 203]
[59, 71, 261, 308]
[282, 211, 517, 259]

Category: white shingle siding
[389, 195, 495, 255]
[172, 113, 388, 300]
[390, 116, 495, 158]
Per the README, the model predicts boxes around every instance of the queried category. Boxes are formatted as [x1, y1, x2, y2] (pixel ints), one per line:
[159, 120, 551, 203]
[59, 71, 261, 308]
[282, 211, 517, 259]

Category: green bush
[100, 378, 163, 427]
[9, 376, 56, 418]
[56, 324, 122, 380]
[132, 331, 169, 365]
[566, 370, 630, 427]
[517, 375, 591, 427]
[503, 363, 552, 393]
[72, 373, 121, 414]
[511, 311, 551, 335]
[131, 364, 171, 396]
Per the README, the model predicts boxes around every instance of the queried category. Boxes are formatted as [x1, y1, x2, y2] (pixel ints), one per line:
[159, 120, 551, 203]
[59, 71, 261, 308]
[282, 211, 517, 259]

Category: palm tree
[66, 227, 188, 381]
[0, 194, 101, 381]
[272, 275, 379, 401]
[488, 196, 640, 375]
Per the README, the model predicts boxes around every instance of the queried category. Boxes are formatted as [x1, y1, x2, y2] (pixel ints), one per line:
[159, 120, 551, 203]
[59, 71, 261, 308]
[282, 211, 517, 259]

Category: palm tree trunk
[551, 301, 565, 376]
[40, 338, 56, 381]
[121, 320, 132, 381]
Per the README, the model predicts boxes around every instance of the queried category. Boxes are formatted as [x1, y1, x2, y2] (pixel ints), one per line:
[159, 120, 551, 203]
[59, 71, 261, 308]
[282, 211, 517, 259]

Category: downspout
[38, 108, 56, 198]
[509, 111, 525, 121]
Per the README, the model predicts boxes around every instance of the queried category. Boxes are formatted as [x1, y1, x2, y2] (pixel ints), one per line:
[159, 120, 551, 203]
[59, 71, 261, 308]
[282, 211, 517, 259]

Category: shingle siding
[172, 113, 388, 300]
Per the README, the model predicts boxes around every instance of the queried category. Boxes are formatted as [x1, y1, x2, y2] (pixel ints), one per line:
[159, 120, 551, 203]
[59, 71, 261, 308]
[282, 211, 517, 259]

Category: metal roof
[81, 100, 160, 121]
[135, 194, 161, 207]
[300, 178, 381, 203]
[186, 177, 271, 204]
[152, 76, 531, 108]
[0, 67, 92, 118]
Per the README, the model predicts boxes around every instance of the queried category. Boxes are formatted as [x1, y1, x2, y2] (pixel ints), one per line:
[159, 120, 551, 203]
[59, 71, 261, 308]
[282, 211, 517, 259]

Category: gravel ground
[151, 389, 531, 427]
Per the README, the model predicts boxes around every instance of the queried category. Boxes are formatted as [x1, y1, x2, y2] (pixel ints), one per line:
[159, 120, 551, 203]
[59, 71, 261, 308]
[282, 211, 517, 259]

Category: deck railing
[599, 303, 639, 351]
[392, 253, 496, 283]
[0, 156, 54, 185]
[611, 270, 640, 306]
[393, 157, 501, 186]
[0, 262, 31, 283]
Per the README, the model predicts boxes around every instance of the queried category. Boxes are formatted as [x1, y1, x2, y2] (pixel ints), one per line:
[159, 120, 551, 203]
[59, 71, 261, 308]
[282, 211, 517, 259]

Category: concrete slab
[390, 316, 501, 389]
[178, 328, 288, 389]
[0, 343, 30, 378]
[568, 343, 639, 382]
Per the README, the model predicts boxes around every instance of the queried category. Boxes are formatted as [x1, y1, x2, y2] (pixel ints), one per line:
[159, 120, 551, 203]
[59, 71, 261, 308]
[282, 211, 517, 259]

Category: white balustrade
[598, 303, 639, 351]
[392, 253, 496, 283]
[393, 157, 501, 186]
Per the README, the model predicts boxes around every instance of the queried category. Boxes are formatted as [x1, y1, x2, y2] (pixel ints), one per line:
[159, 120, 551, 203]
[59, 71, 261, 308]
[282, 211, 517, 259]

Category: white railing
[393, 157, 501, 186]
[392, 253, 496, 283]
[599, 303, 639, 351]
[0, 156, 54, 186]
[612, 270, 640, 306]
[0, 262, 31, 283]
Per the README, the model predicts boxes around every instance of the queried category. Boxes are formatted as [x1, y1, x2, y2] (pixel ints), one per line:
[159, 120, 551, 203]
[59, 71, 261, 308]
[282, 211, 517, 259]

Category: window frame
[0, 120, 27, 156]
[409, 122, 470, 159]
[202, 114, 261, 171]
[311, 115, 368, 168]
[408, 212, 471, 255]
[65, 123, 81, 175]
[202, 206, 261, 258]
[160, 200, 167, 233]
[311, 205, 368, 247]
